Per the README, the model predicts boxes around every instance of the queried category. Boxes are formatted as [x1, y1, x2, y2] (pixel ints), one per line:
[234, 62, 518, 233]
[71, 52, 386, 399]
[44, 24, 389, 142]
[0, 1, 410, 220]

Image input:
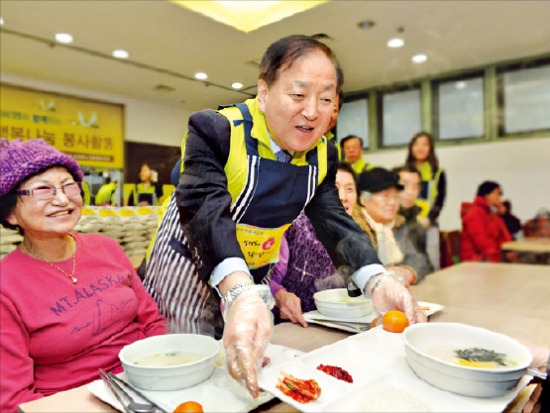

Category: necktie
[276, 150, 292, 163]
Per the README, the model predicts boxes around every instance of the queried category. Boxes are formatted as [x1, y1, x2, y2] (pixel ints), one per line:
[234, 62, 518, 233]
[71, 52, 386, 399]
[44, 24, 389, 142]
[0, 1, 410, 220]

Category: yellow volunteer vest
[415, 161, 443, 218]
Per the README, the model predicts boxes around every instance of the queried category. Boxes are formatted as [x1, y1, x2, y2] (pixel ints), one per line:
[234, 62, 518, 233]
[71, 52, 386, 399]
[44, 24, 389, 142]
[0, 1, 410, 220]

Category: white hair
[360, 190, 372, 201]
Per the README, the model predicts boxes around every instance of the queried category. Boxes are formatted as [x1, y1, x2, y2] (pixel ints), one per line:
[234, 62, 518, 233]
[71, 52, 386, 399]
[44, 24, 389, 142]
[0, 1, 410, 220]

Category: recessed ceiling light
[357, 20, 375, 30]
[412, 54, 427, 63]
[0, 17, 4, 26]
[112, 49, 129, 59]
[387, 38, 404, 48]
[232, 82, 244, 89]
[195, 72, 208, 80]
[55, 33, 73, 44]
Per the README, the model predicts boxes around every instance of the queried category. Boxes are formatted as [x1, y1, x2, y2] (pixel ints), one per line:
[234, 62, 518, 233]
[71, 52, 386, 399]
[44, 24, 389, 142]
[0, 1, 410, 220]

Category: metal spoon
[310, 318, 371, 331]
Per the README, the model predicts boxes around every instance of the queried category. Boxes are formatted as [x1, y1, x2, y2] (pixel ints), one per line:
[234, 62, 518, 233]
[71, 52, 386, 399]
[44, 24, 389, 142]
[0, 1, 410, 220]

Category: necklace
[26, 236, 78, 284]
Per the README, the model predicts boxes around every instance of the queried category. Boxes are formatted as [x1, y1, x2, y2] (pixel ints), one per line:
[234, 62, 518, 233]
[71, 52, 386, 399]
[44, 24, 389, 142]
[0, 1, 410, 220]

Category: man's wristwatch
[223, 280, 255, 303]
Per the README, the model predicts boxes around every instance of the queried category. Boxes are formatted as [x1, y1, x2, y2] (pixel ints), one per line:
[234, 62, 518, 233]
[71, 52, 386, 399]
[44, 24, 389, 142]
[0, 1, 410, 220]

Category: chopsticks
[98, 369, 132, 413]
[107, 372, 167, 413]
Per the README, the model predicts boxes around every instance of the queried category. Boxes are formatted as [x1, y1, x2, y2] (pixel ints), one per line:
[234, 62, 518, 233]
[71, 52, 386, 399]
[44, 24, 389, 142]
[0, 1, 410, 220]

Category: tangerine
[382, 310, 409, 333]
[173, 401, 204, 413]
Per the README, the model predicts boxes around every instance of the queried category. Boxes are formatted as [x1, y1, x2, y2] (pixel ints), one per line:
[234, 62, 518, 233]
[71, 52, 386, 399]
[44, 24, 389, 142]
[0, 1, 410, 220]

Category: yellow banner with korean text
[0, 84, 124, 168]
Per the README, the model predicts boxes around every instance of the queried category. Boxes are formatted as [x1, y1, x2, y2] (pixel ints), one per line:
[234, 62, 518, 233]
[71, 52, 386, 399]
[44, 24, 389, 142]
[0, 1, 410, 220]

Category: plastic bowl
[402, 323, 532, 397]
[313, 288, 373, 319]
[119, 334, 221, 391]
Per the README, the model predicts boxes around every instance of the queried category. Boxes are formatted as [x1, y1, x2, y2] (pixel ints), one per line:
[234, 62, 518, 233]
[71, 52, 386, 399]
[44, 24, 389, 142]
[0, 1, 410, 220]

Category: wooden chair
[440, 230, 461, 268]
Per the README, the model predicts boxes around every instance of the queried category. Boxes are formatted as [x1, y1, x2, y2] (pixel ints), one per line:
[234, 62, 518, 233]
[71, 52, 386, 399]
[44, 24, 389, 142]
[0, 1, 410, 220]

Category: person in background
[170, 158, 183, 186]
[460, 181, 514, 262]
[133, 162, 163, 206]
[500, 199, 522, 239]
[393, 164, 434, 271]
[325, 90, 344, 160]
[143, 35, 426, 398]
[80, 179, 91, 205]
[94, 176, 117, 206]
[405, 131, 446, 227]
[354, 167, 432, 284]
[0, 138, 168, 412]
[341, 134, 374, 174]
[269, 161, 357, 327]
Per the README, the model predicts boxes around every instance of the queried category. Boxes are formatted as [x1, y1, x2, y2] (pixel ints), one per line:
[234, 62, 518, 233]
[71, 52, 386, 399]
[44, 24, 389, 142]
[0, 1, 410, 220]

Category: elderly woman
[269, 161, 356, 327]
[0, 138, 168, 412]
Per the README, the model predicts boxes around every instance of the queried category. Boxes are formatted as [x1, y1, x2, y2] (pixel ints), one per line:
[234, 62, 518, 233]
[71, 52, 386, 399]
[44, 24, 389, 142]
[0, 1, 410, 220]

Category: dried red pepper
[316, 364, 353, 383]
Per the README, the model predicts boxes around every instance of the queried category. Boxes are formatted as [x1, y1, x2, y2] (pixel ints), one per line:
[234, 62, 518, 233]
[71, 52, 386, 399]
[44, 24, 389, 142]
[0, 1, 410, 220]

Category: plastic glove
[516, 339, 550, 370]
[385, 265, 417, 286]
[366, 272, 427, 324]
[275, 290, 308, 328]
[222, 286, 274, 398]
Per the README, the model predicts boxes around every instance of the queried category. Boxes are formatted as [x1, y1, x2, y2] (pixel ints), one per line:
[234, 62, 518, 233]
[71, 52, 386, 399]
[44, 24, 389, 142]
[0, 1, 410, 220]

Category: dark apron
[143, 104, 318, 338]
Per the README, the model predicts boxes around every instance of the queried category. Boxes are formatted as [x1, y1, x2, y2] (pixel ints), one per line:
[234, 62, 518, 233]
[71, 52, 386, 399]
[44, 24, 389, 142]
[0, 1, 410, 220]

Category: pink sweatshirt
[0, 232, 168, 412]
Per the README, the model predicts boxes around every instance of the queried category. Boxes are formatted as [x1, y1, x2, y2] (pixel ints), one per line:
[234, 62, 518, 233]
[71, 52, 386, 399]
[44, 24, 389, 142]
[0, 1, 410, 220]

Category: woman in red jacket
[460, 181, 513, 262]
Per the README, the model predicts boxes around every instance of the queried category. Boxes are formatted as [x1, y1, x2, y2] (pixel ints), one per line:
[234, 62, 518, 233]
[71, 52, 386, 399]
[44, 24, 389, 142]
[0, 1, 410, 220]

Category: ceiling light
[412, 54, 427, 63]
[195, 72, 208, 80]
[0, 17, 4, 26]
[387, 38, 404, 48]
[55, 33, 73, 44]
[232, 82, 244, 89]
[358, 20, 375, 30]
[112, 49, 129, 59]
[172, 0, 328, 33]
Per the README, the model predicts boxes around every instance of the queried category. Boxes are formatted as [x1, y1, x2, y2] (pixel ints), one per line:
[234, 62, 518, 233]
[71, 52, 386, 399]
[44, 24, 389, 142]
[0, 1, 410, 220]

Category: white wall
[1, 73, 192, 147]
[363, 137, 550, 231]
[3, 73, 549, 230]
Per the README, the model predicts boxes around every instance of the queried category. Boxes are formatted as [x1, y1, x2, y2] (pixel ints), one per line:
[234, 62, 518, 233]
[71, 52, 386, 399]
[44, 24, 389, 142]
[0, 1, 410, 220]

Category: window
[379, 88, 421, 147]
[435, 75, 484, 140]
[336, 98, 369, 148]
[498, 62, 550, 134]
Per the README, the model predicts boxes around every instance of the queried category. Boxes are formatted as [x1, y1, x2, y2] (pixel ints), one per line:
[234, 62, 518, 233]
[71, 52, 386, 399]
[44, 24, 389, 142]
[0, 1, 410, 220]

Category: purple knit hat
[0, 138, 83, 197]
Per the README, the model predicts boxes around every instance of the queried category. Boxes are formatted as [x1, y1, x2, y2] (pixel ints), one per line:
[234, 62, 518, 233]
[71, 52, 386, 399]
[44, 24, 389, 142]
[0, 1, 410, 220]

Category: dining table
[502, 237, 550, 264]
[18, 262, 549, 413]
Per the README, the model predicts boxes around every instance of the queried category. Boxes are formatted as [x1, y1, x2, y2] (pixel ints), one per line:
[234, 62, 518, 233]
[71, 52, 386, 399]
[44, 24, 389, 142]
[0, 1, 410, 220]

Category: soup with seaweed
[425, 346, 517, 369]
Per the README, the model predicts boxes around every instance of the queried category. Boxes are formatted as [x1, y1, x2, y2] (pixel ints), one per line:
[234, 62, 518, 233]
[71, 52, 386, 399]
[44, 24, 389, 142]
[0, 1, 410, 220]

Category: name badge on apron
[236, 222, 291, 269]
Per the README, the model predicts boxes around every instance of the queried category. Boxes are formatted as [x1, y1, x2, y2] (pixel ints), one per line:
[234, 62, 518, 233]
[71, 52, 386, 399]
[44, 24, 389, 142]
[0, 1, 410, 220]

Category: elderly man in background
[354, 167, 433, 284]
[340, 135, 374, 174]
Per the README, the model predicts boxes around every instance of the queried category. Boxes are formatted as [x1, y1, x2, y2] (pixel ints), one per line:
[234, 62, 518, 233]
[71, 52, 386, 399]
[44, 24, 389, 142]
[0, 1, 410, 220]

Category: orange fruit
[370, 317, 380, 328]
[382, 310, 409, 333]
[173, 401, 204, 413]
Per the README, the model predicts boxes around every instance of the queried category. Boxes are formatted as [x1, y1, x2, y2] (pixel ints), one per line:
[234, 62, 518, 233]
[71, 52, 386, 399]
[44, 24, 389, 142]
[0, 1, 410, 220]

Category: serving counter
[18, 262, 549, 413]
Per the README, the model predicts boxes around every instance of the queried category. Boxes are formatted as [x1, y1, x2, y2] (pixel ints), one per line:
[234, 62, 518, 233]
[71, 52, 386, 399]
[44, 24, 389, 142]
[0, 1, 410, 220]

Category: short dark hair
[340, 135, 364, 149]
[392, 164, 421, 178]
[0, 186, 19, 231]
[477, 181, 501, 197]
[259, 35, 344, 93]
[337, 161, 358, 191]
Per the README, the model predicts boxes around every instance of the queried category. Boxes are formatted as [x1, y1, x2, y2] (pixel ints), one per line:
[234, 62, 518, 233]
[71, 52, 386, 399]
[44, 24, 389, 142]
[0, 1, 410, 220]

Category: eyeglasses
[16, 182, 82, 201]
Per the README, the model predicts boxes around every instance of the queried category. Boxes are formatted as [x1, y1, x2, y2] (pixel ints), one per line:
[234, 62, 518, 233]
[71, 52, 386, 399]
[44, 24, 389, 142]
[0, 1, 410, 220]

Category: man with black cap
[352, 167, 432, 284]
